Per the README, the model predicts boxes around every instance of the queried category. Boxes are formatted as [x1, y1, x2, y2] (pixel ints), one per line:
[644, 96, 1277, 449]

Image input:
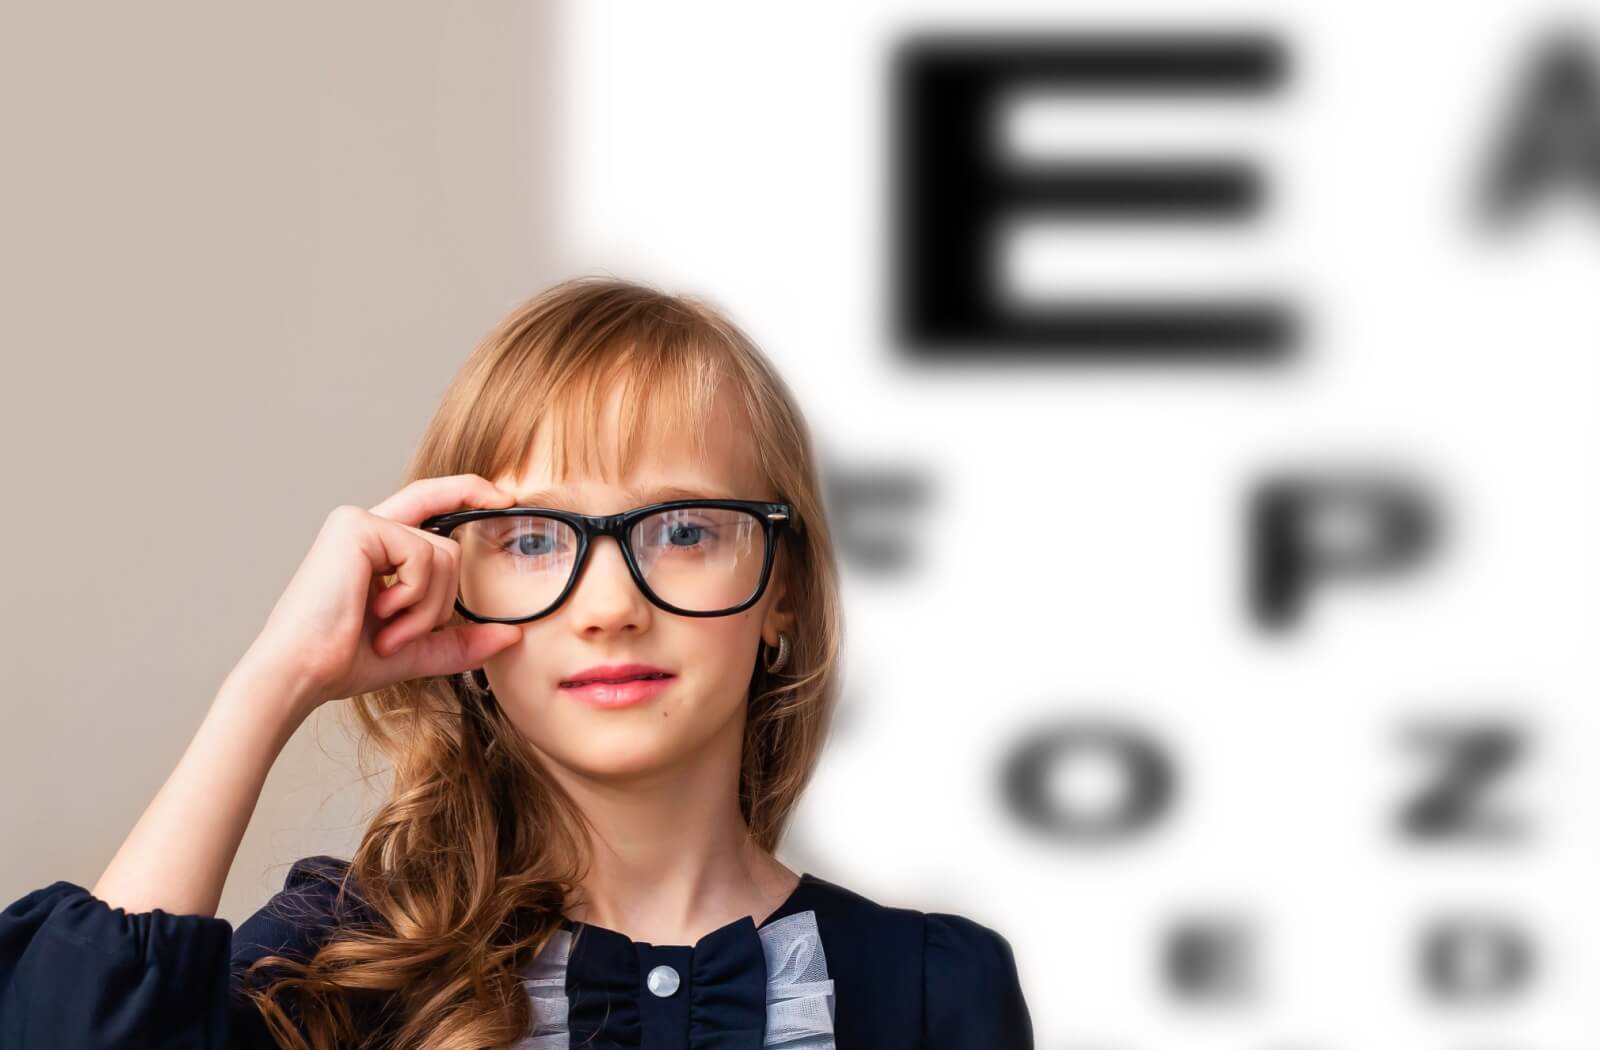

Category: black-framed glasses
[419, 499, 799, 623]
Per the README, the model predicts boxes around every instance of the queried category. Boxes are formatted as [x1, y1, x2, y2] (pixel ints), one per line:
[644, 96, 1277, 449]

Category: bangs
[487, 324, 740, 492]
[418, 278, 780, 507]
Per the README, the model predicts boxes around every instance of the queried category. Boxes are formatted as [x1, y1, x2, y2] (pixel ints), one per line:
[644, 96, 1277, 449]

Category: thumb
[403, 622, 523, 683]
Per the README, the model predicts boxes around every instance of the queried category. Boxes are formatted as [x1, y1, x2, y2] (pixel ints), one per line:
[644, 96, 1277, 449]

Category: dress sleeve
[0, 854, 354, 1050]
[923, 911, 1035, 1050]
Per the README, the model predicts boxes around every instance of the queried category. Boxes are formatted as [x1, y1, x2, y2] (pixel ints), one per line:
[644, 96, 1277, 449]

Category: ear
[762, 608, 795, 647]
[761, 549, 796, 646]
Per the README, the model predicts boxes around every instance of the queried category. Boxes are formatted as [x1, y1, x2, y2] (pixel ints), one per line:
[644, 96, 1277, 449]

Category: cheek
[692, 615, 763, 681]
[651, 616, 764, 720]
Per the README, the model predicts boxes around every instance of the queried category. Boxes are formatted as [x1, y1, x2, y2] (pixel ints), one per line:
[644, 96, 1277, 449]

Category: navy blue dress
[0, 855, 1034, 1048]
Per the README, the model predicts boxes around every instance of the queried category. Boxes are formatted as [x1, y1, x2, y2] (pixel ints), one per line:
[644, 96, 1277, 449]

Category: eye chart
[557, 2, 1600, 1046]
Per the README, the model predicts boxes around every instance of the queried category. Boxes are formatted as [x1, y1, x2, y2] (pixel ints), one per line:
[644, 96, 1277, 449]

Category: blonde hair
[241, 275, 845, 1049]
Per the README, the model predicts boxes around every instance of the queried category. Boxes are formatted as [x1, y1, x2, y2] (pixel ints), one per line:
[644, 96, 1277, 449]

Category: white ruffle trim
[517, 926, 571, 1048]
[758, 909, 837, 1047]
[514, 908, 836, 1049]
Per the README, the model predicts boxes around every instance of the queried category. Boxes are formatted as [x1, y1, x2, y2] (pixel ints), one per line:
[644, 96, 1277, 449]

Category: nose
[565, 533, 649, 627]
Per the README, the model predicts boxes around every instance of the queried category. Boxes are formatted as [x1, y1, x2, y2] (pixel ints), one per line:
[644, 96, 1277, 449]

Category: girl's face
[482, 382, 793, 780]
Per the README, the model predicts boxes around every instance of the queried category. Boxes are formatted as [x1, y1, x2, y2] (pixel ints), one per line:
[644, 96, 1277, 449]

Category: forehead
[500, 373, 764, 511]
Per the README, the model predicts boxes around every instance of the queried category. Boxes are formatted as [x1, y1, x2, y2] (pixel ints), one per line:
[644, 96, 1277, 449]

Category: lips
[559, 662, 675, 688]
[559, 663, 676, 710]
[563, 672, 671, 686]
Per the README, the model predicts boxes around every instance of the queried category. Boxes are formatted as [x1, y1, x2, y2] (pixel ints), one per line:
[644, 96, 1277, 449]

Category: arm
[0, 653, 319, 1050]
[0, 854, 354, 1050]
[90, 473, 524, 918]
[91, 646, 317, 917]
[3, 476, 520, 1047]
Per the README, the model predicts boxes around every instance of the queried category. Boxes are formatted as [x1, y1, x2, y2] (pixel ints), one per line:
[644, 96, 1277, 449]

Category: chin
[565, 741, 681, 780]
[531, 720, 687, 779]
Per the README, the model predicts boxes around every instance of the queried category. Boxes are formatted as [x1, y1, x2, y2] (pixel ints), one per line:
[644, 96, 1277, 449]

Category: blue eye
[482, 520, 571, 561]
[512, 532, 555, 556]
[665, 523, 705, 547]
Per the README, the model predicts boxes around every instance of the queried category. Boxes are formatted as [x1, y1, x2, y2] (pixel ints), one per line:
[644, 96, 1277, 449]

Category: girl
[0, 277, 1034, 1049]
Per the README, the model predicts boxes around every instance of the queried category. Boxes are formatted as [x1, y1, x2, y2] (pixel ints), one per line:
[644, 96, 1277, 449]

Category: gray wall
[0, 1, 566, 922]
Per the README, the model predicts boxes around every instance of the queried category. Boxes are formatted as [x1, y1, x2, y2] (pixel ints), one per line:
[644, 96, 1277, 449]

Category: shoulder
[795, 873, 1034, 1049]
[245, 854, 363, 926]
[922, 909, 1023, 985]
[797, 870, 1026, 980]
[790, 871, 925, 959]
[921, 909, 1035, 1048]
[230, 854, 368, 981]
[228, 855, 399, 1043]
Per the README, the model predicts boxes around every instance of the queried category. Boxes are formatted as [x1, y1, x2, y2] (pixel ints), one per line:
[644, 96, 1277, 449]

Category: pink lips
[559, 663, 676, 708]
[560, 676, 674, 707]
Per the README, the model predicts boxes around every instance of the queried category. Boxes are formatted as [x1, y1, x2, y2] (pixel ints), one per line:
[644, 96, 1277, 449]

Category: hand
[240, 474, 525, 715]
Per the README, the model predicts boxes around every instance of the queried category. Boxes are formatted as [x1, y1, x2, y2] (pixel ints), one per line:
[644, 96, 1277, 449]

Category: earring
[460, 667, 493, 699]
[762, 632, 791, 674]
[457, 668, 502, 758]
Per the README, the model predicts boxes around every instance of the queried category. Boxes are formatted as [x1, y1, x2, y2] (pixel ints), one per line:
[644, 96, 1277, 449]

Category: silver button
[646, 963, 680, 997]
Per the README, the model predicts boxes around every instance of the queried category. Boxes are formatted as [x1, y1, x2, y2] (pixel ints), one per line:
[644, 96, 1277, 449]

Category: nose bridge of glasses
[576, 516, 641, 578]
[579, 512, 635, 553]
[563, 525, 657, 614]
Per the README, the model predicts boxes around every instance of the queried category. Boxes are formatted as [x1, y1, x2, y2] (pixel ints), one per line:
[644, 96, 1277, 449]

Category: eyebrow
[511, 483, 740, 507]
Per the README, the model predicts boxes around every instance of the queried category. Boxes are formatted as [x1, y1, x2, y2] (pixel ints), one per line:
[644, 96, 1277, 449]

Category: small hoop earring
[762, 632, 791, 674]
[457, 669, 502, 757]
[460, 667, 492, 699]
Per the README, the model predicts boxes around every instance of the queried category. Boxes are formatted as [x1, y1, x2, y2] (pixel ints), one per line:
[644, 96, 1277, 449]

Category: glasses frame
[418, 498, 799, 624]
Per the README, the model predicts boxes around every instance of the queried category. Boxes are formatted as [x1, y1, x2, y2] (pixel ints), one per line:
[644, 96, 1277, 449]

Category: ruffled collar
[516, 874, 837, 1049]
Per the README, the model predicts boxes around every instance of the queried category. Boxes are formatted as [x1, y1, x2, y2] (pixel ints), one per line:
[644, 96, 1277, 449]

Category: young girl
[0, 277, 1034, 1049]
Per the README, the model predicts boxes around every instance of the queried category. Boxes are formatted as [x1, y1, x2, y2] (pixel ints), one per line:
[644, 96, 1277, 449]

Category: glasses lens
[453, 514, 579, 620]
[629, 505, 767, 612]
[450, 506, 769, 619]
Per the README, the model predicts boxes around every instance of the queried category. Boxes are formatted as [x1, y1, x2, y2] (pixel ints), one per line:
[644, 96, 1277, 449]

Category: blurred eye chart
[558, 2, 1600, 1047]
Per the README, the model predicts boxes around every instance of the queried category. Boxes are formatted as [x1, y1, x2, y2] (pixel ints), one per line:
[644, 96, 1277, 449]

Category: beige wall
[0, 1, 566, 922]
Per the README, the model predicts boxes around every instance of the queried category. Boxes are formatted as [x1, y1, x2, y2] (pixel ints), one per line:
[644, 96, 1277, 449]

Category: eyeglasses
[419, 499, 798, 623]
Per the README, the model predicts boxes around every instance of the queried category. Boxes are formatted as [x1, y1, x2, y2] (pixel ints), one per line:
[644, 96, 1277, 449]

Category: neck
[535, 701, 791, 945]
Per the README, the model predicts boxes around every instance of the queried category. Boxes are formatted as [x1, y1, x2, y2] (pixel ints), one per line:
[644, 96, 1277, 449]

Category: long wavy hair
[239, 275, 845, 1049]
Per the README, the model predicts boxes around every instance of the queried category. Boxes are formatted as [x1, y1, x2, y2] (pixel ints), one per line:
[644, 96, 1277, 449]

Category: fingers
[397, 622, 524, 683]
[373, 541, 457, 658]
[352, 475, 532, 682]
[370, 530, 451, 622]
[362, 475, 514, 645]
[368, 473, 517, 529]
[360, 517, 438, 625]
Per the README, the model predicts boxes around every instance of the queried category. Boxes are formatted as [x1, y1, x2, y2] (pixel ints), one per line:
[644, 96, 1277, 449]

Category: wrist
[219, 645, 324, 732]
